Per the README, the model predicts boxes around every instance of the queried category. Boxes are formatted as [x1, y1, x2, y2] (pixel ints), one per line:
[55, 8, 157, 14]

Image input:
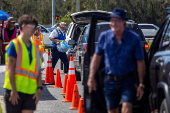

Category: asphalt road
[35, 59, 84, 113]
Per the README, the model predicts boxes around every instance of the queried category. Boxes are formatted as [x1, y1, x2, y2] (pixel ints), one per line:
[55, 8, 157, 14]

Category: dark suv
[76, 14, 150, 113]
[70, 21, 149, 83]
[81, 14, 170, 113]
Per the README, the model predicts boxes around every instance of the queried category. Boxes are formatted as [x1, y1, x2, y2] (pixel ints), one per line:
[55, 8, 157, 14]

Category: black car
[78, 13, 170, 113]
[69, 21, 149, 84]
[148, 14, 170, 112]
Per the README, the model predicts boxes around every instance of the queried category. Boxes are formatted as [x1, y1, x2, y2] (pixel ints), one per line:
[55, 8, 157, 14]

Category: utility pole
[76, 0, 80, 12]
[52, 0, 55, 26]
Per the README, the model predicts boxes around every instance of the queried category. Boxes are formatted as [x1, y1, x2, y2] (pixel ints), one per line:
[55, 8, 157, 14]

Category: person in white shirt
[49, 22, 69, 73]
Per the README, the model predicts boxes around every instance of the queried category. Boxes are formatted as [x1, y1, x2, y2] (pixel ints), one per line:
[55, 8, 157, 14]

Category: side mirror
[68, 40, 76, 45]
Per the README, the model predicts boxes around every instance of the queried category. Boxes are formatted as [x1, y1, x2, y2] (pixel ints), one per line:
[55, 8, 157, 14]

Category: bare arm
[49, 37, 60, 45]
[8, 56, 20, 105]
[136, 60, 145, 100]
[49, 37, 57, 43]
[137, 60, 145, 84]
[7, 56, 16, 91]
[87, 54, 102, 93]
[37, 68, 42, 87]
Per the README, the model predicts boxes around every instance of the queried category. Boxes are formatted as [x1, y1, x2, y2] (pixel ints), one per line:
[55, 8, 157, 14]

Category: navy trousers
[51, 47, 69, 72]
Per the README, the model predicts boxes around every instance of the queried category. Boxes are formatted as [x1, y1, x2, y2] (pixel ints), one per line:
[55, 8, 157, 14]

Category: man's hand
[56, 41, 60, 45]
[136, 86, 144, 100]
[33, 89, 42, 105]
[87, 77, 96, 93]
[0, 51, 3, 56]
[9, 90, 20, 105]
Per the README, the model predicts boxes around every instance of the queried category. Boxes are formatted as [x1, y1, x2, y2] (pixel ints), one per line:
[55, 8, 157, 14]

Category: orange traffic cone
[52, 69, 62, 88]
[60, 74, 68, 95]
[77, 97, 85, 113]
[43, 50, 55, 85]
[69, 84, 80, 110]
[68, 56, 77, 100]
[62, 79, 72, 102]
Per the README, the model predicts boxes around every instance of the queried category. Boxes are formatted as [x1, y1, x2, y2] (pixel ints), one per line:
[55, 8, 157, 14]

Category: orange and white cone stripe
[47, 52, 52, 67]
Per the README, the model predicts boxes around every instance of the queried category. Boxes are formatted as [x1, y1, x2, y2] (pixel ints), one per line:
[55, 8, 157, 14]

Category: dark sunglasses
[10, 22, 15, 24]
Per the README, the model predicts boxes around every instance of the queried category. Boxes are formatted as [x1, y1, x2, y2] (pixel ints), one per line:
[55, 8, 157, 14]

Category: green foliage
[56, 12, 72, 26]
[0, 0, 170, 26]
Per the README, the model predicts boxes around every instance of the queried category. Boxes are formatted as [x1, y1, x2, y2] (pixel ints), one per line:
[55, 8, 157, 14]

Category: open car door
[83, 14, 151, 113]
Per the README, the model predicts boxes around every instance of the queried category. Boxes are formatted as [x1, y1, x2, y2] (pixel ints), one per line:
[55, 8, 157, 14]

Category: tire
[160, 99, 168, 113]
[75, 68, 81, 81]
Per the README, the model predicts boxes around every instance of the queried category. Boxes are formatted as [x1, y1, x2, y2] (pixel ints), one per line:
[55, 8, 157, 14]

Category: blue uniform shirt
[51, 28, 66, 46]
[95, 29, 144, 76]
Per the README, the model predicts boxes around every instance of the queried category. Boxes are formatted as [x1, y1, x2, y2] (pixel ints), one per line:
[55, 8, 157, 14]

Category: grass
[0, 103, 2, 113]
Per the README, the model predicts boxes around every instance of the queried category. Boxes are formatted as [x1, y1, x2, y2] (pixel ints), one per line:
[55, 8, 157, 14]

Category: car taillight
[85, 45, 88, 52]
[145, 44, 149, 51]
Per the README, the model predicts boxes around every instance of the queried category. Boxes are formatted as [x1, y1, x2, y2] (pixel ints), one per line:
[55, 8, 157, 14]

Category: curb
[0, 96, 5, 113]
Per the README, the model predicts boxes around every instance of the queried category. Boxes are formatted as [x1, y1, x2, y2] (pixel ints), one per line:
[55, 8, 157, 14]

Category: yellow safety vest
[3, 35, 41, 94]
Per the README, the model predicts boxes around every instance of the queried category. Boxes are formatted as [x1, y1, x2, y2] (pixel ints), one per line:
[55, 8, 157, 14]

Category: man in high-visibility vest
[3, 14, 42, 113]
[49, 22, 69, 72]
[31, 26, 45, 53]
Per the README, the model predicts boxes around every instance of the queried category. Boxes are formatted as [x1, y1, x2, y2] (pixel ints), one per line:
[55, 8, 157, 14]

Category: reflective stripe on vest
[15, 38, 40, 75]
[2, 28, 4, 41]
[32, 34, 43, 46]
[3, 42, 9, 44]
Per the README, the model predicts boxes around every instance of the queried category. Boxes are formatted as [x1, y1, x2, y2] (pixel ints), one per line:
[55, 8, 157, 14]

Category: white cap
[59, 22, 67, 28]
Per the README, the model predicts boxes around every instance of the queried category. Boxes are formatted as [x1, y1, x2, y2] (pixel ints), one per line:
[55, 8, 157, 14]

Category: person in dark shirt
[87, 8, 145, 113]
[0, 17, 19, 64]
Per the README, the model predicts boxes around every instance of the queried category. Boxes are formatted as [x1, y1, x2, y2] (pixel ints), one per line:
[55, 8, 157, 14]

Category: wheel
[160, 99, 168, 113]
[75, 68, 81, 81]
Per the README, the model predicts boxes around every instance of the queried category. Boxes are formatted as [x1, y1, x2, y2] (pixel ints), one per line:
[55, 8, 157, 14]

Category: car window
[147, 25, 156, 29]
[95, 24, 110, 42]
[139, 25, 147, 29]
[127, 24, 145, 40]
[159, 20, 170, 51]
[79, 27, 90, 43]
[139, 25, 146, 29]
[40, 26, 48, 33]
[66, 23, 73, 36]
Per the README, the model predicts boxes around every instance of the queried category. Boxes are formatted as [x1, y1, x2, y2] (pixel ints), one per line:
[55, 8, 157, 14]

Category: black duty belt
[105, 71, 133, 81]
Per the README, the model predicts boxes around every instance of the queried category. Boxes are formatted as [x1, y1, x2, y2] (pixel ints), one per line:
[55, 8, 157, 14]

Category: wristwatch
[139, 83, 145, 88]
[37, 86, 43, 90]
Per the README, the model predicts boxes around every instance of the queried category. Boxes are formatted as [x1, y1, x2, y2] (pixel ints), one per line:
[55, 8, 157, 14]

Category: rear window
[95, 24, 110, 42]
[84, 23, 145, 42]
[126, 24, 145, 40]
